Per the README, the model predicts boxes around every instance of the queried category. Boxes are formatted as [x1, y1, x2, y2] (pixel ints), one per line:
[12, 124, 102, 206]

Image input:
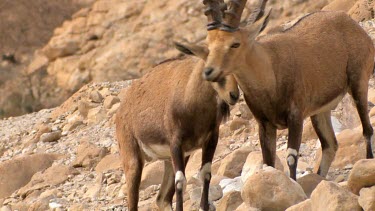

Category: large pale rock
[286, 199, 312, 211]
[217, 147, 252, 178]
[347, 159, 375, 194]
[241, 151, 284, 183]
[140, 160, 164, 190]
[72, 139, 108, 168]
[18, 164, 78, 198]
[297, 173, 326, 197]
[241, 167, 307, 211]
[314, 129, 366, 170]
[219, 177, 243, 194]
[358, 186, 375, 211]
[95, 154, 122, 173]
[310, 181, 361, 211]
[0, 153, 61, 198]
[217, 191, 243, 211]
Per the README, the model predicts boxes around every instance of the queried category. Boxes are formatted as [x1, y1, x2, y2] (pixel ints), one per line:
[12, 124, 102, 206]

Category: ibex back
[178, 0, 375, 180]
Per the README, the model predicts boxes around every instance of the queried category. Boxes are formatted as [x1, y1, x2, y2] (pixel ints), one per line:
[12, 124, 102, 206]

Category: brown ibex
[177, 0, 375, 180]
[116, 54, 239, 210]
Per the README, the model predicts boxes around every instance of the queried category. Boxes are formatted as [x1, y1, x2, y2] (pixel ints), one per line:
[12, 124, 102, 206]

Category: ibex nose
[204, 67, 214, 78]
[230, 91, 239, 102]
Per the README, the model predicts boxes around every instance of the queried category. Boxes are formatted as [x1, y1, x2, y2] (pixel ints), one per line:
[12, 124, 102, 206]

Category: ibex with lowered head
[116, 31, 239, 211]
[177, 0, 374, 180]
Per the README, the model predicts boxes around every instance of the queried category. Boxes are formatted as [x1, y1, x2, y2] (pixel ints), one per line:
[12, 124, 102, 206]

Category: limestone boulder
[314, 129, 366, 170]
[347, 159, 375, 194]
[297, 173, 326, 197]
[310, 181, 361, 211]
[241, 167, 307, 211]
[286, 199, 312, 211]
[358, 186, 375, 211]
[0, 153, 61, 198]
[216, 191, 243, 211]
[140, 160, 164, 190]
[217, 146, 252, 178]
[17, 164, 79, 198]
[241, 151, 284, 183]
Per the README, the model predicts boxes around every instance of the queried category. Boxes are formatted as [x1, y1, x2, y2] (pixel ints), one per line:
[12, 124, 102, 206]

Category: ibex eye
[231, 43, 241, 48]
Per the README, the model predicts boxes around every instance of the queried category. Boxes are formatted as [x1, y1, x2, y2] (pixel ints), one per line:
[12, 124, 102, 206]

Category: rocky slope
[0, 0, 344, 118]
[0, 0, 94, 117]
[0, 75, 374, 210]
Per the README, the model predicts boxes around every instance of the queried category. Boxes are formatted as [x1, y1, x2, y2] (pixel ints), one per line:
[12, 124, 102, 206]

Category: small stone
[49, 202, 62, 209]
[103, 96, 120, 109]
[40, 131, 62, 142]
[63, 120, 83, 132]
[90, 91, 103, 103]
[87, 106, 107, 124]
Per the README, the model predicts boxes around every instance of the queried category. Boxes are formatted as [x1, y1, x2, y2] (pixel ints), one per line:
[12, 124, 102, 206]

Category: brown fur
[181, 10, 375, 179]
[116, 56, 238, 210]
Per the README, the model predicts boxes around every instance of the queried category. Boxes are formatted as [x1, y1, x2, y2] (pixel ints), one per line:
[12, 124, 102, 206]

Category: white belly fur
[139, 142, 195, 161]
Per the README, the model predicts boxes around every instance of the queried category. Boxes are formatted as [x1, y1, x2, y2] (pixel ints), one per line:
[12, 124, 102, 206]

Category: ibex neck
[234, 42, 276, 97]
[185, 60, 216, 106]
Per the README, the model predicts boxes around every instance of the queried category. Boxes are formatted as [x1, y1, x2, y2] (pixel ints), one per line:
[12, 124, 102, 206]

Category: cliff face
[1, 0, 372, 118]
[0, 0, 94, 117]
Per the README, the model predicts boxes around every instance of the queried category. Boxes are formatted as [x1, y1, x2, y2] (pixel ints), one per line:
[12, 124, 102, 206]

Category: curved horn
[221, 0, 248, 32]
[203, 0, 226, 30]
[248, 0, 268, 23]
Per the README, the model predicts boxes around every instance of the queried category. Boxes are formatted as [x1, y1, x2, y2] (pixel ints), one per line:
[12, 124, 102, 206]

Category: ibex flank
[178, 0, 375, 180]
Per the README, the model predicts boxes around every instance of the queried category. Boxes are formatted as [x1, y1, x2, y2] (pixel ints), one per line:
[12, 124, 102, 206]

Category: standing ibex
[177, 0, 375, 180]
[116, 54, 239, 210]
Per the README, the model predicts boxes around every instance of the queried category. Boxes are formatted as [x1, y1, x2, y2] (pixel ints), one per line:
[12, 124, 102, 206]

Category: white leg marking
[175, 171, 186, 191]
[199, 162, 212, 182]
[287, 148, 298, 156]
[287, 155, 295, 166]
[287, 148, 298, 166]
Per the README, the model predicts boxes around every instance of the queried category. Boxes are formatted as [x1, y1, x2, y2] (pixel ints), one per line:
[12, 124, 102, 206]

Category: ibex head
[176, 0, 271, 82]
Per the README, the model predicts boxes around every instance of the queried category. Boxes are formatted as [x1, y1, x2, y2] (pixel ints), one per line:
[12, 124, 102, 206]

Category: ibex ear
[246, 8, 272, 41]
[174, 41, 209, 60]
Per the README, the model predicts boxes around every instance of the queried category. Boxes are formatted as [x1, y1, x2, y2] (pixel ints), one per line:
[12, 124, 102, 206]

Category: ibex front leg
[199, 130, 219, 211]
[170, 138, 186, 211]
[259, 121, 277, 167]
[287, 109, 303, 180]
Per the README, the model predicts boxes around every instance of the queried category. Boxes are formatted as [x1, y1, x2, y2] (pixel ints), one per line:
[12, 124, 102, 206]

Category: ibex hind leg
[311, 111, 338, 177]
[118, 134, 144, 211]
[348, 71, 374, 159]
[156, 160, 175, 211]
